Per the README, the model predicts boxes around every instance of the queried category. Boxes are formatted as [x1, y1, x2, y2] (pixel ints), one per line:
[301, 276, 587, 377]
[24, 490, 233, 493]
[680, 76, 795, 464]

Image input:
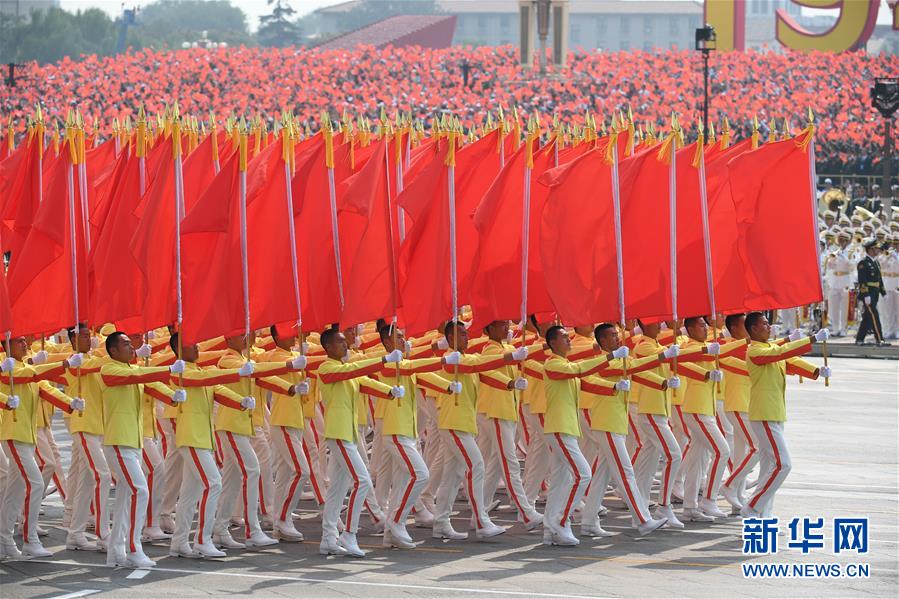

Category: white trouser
[69, 431, 111, 540]
[723, 411, 758, 498]
[584, 431, 651, 526]
[634, 413, 682, 507]
[141, 437, 165, 531]
[715, 400, 735, 474]
[174, 446, 222, 547]
[249, 427, 274, 521]
[270, 426, 311, 523]
[746, 420, 791, 517]
[312, 404, 328, 485]
[104, 445, 148, 556]
[522, 408, 550, 502]
[356, 425, 385, 524]
[214, 431, 262, 538]
[301, 409, 327, 501]
[384, 435, 429, 525]
[419, 396, 443, 506]
[827, 284, 849, 334]
[322, 438, 371, 539]
[483, 418, 537, 524]
[0, 444, 7, 507]
[1, 440, 44, 544]
[158, 417, 183, 519]
[373, 420, 392, 511]
[882, 283, 899, 338]
[625, 403, 644, 463]
[35, 426, 66, 501]
[671, 405, 692, 490]
[544, 432, 591, 533]
[475, 413, 496, 491]
[577, 409, 598, 467]
[516, 402, 530, 457]
[435, 429, 491, 530]
[683, 413, 731, 509]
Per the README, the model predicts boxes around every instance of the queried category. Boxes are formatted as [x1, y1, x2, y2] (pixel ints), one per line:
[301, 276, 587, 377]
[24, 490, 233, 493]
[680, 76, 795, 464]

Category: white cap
[824, 178, 833, 184]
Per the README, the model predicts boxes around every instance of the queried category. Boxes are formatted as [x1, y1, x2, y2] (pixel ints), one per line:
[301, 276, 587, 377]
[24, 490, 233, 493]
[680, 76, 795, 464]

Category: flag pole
[668, 122, 679, 393]
[446, 127, 459, 405]
[65, 120, 84, 417]
[323, 116, 345, 312]
[696, 126, 721, 392]
[238, 125, 254, 414]
[805, 110, 828, 387]
[610, 132, 628, 390]
[520, 128, 535, 380]
[173, 114, 186, 394]
[4, 332, 15, 422]
[384, 134, 402, 405]
[282, 119, 306, 377]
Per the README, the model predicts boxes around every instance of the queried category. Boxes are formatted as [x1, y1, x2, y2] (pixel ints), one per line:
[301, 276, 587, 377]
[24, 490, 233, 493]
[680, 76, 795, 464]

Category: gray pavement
[1, 357, 897, 598]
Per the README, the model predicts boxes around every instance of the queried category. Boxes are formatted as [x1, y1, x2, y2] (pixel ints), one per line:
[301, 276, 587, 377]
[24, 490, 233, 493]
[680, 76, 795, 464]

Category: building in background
[0, 0, 58, 18]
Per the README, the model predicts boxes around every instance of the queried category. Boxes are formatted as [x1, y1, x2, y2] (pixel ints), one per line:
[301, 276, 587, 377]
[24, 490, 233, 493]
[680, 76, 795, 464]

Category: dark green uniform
[856, 254, 885, 344]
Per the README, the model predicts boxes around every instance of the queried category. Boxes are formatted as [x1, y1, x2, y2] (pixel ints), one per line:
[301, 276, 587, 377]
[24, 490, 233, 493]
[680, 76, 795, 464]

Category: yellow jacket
[541, 353, 611, 437]
[720, 355, 750, 413]
[63, 354, 108, 436]
[373, 357, 450, 438]
[214, 348, 294, 437]
[588, 357, 665, 434]
[258, 347, 310, 431]
[478, 340, 523, 422]
[151, 349, 225, 419]
[747, 338, 816, 422]
[174, 362, 246, 450]
[316, 356, 393, 442]
[436, 352, 512, 434]
[0, 360, 74, 444]
[99, 361, 173, 449]
[570, 334, 598, 409]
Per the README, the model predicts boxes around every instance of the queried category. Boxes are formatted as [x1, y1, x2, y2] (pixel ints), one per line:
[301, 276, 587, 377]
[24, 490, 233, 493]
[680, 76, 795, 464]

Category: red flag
[674, 141, 713, 319]
[728, 131, 821, 310]
[0, 271, 13, 335]
[0, 131, 44, 258]
[469, 139, 555, 332]
[7, 146, 90, 336]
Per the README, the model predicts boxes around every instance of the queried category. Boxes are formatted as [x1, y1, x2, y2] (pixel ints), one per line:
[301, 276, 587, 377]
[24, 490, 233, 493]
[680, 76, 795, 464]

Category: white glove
[300, 342, 309, 354]
[238, 361, 256, 377]
[67, 353, 84, 368]
[90, 336, 100, 349]
[512, 377, 528, 391]
[443, 351, 461, 365]
[660, 322, 669, 330]
[294, 381, 310, 396]
[506, 329, 515, 343]
[6, 395, 20, 409]
[390, 385, 406, 398]
[864, 296, 872, 306]
[448, 381, 463, 394]
[820, 366, 833, 378]
[612, 346, 629, 360]
[436, 337, 449, 350]
[384, 349, 404, 364]
[0, 357, 14, 373]
[135, 344, 152, 359]
[814, 328, 830, 343]
[146, 330, 156, 340]
[708, 369, 724, 383]
[663, 344, 680, 359]
[71, 397, 86, 411]
[170, 359, 186, 375]
[788, 329, 803, 342]
[241, 396, 256, 410]
[172, 390, 187, 404]
[679, 326, 688, 337]
[352, 336, 362, 349]
[404, 340, 413, 355]
[290, 355, 307, 370]
[633, 326, 643, 336]
[667, 376, 681, 389]
[31, 350, 48, 365]
[705, 342, 721, 356]
[615, 379, 631, 392]
[511, 346, 529, 361]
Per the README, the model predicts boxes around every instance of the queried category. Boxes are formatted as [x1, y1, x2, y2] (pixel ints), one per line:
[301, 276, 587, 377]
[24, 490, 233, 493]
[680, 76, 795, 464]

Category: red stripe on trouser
[605, 432, 646, 524]
[749, 422, 781, 509]
[53, 473, 66, 500]
[536, 414, 547, 494]
[584, 454, 600, 496]
[259, 478, 268, 516]
[79, 433, 104, 540]
[301, 438, 324, 504]
[392, 436, 417, 524]
[336, 440, 362, 530]
[725, 412, 757, 487]
[34, 442, 46, 468]
[189, 447, 211, 544]
[693, 414, 723, 500]
[310, 418, 321, 447]
[715, 412, 733, 471]
[280, 428, 304, 521]
[114, 446, 139, 553]
[646, 415, 673, 505]
[450, 430, 482, 529]
[518, 403, 530, 445]
[582, 409, 592, 428]
[365, 499, 380, 523]
[157, 419, 168, 457]
[494, 419, 528, 523]
[7, 441, 32, 542]
[142, 449, 154, 527]
[225, 432, 251, 538]
[554, 433, 582, 528]
[628, 412, 642, 462]
[675, 406, 691, 460]
[35, 441, 66, 499]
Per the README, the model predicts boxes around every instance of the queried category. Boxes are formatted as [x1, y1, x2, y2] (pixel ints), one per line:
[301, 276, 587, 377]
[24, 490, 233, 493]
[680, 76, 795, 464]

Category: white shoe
[683, 508, 714, 522]
[0, 543, 22, 560]
[143, 526, 172, 542]
[96, 538, 109, 553]
[194, 541, 226, 558]
[125, 551, 156, 568]
[739, 505, 761, 518]
[65, 533, 100, 551]
[383, 529, 415, 549]
[581, 522, 614, 537]
[597, 505, 608, 517]
[36, 525, 49, 537]
[486, 499, 501, 513]
[244, 531, 279, 548]
[655, 505, 684, 529]
[106, 550, 128, 567]
[544, 526, 579, 546]
[159, 514, 176, 534]
[387, 521, 413, 544]
[475, 522, 506, 539]
[522, 512, 544, 531]
[413, 506, 435, 528]
[213, 531, 245, 549]
[22, 542, 52, 558]
[273, 521, 304, 542]
[722, 485, 744, 512]
[229, 517, 245, 528]
[699, 498, 729, 519]
[261, 514, 274, 530]
[319, 536, 347, 556]
[432, 523, 467, 540]
[636, 517, 667, 536]
[745, 478, 759, 489]
[338, 532, 365, 558]
[169, 543, 198, 558]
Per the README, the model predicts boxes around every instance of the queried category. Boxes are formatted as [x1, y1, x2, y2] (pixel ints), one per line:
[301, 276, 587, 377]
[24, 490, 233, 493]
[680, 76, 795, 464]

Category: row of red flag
[0, 119, 823, 343]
